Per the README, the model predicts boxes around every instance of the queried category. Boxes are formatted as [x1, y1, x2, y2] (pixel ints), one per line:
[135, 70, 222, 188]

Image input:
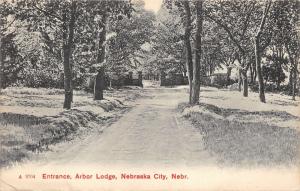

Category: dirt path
[38, 87, 215, 167]
[1, 86, 299, 191]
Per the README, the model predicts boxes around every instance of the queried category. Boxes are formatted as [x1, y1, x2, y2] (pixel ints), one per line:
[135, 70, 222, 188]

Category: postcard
[0, 0, 299, 190]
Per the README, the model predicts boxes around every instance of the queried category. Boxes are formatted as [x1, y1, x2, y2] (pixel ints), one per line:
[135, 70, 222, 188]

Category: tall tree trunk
[237, 56, 248, 96]
[289, 58, 298, 101]
[289, 68, 293, 95]
[94, 67, 105, 100]
[292, 65, 297, 100]
[276, 47, 283, 89]
[250, 58, 256, 85]
[62, 2, 76, 109]
[183, 1, 193, 104]
[209, 63, 213, 76]
[255, 36, 266, 102]
[241, 69, 248, 97]
[249, 62, 254, 84]
[226, 67, 232, 85]
[63, 44, 72, 109]
[285, 44, 297, 100]
[191, 0, 203, 105]
[0, 36, 3, 90]
[70, 54, 74, 102]
[183, 68, 187, 77]
[276, 62, 281, 89]
[253, 62, 257, 82]
[94, 9, 107, 100]
[254, 1, 271, 103]
[238, 69, 242, 92]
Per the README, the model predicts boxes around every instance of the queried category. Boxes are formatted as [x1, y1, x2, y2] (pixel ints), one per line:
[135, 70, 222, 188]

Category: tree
[264, 45, 289, 89]
[0, 0, 18, 90]
[201, 20, 235, 82]
[163, 0, 203, 104]
[15, 0, 80, 109]
[205, 0, 259, 97]
[286, 37, 299, 100]
[164, 0, 196, 103]
[93, 1, 107, 100]
[0, 33, 24, 88]
[14, 0, 133, 107]
[262, 61, 286, 86]
[106, 0, 154, 76]
[150, 5, 186, 78]
[182, 1, 194, 103]
[271, 0, 299, 100]
[62, 1, 77, 108]
[190, 0, 203, 104]
[261, 0, 299, 100]
[88, 0, 133, 99]
[254, 0, 272, 103]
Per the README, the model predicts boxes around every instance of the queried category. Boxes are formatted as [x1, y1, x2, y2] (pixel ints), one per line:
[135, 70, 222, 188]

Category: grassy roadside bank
[178, 87, 300, 167]
[0, 87, 143, 168]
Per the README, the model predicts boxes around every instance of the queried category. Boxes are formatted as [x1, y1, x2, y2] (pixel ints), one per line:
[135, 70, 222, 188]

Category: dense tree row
[0, 0, 154, 109]
[152, 0, 299, 103]
[0, 0, 299, 108]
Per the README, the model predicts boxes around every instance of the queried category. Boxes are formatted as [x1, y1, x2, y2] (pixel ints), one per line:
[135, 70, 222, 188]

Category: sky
[144, 0, 163, 13]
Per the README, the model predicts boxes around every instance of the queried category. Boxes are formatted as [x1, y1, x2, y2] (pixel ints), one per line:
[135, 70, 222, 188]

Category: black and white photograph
[0, 0, 299, 190]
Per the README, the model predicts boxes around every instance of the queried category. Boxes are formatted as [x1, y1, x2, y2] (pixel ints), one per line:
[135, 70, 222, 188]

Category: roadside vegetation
[0, 0, 299, 168]
[178, 87, 300, 167]
[0, 87, 143, 167]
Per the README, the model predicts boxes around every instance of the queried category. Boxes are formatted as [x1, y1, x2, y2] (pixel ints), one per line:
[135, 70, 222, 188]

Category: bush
[250, 83, 299, 94]
[262, 64, 286, 85]
[209, 73, 236, 88]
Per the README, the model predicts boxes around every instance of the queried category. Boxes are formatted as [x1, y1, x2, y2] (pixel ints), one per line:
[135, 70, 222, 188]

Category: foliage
[0, 1, 23, 88]
[262, 62, 286, 85]
[1, 0, 299, 102]
[1, 32, 24, 87]
[149, 5, 185, 75]
[106, 0, 155, 76]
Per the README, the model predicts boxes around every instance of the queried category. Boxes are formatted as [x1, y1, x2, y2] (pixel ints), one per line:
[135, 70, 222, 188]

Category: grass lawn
[0, 87, 143, 167]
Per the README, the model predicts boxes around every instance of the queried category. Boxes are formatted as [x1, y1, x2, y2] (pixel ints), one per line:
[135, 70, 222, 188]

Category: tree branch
[256, 0, 272, 38]
[205, 13, 245, 55]
[1, 17, 17, 32]
[241, 3, 256, 39]
[32, 3, 63, 22]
